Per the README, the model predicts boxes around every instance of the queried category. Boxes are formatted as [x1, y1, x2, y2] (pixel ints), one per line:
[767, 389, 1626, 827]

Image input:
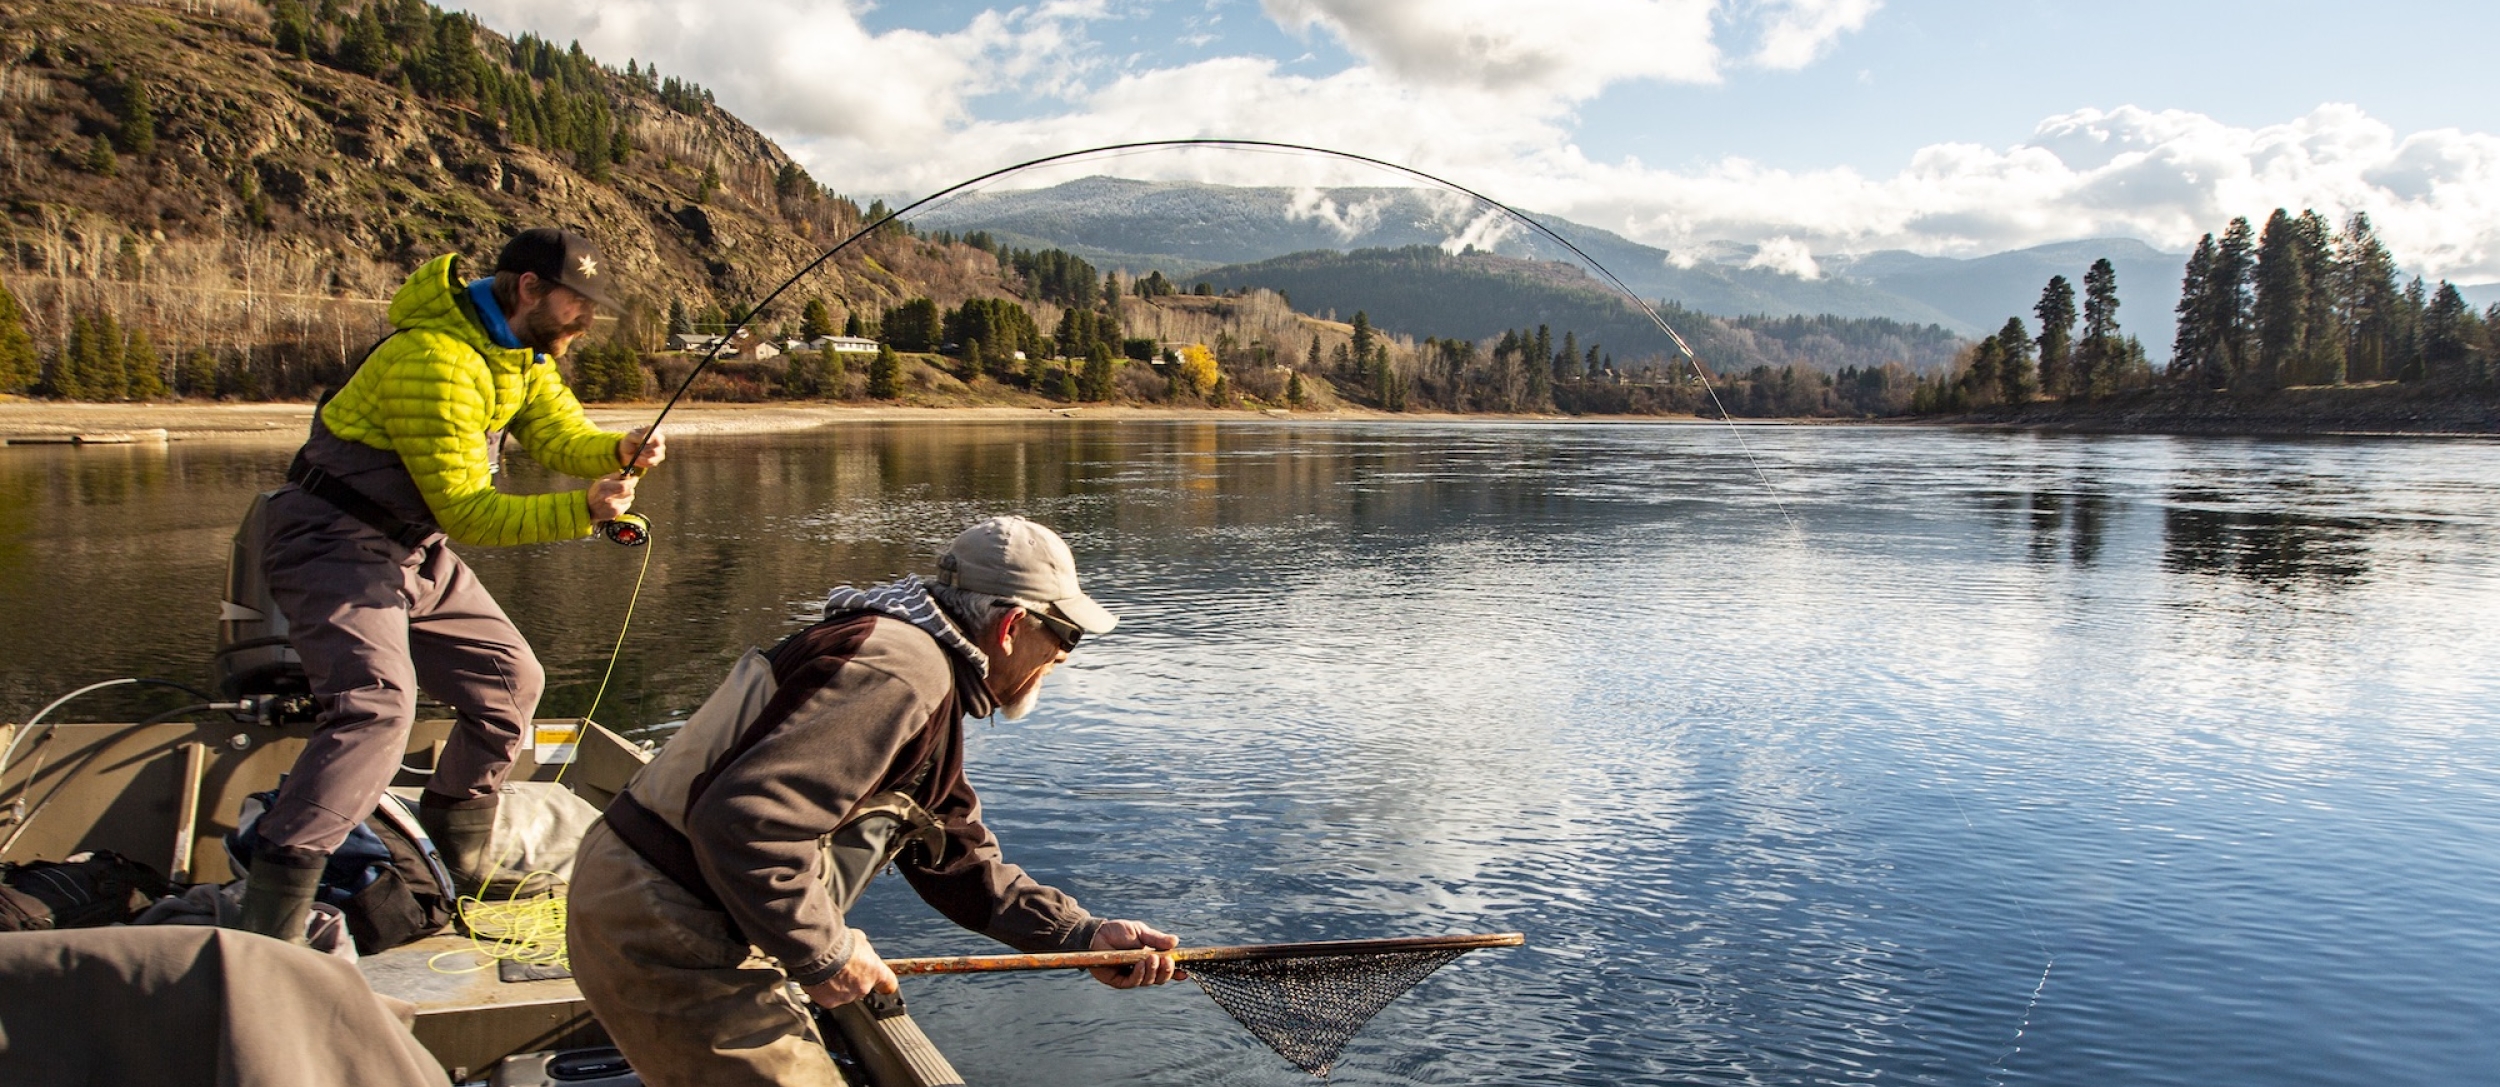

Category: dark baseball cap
[496, 227, 621, 310]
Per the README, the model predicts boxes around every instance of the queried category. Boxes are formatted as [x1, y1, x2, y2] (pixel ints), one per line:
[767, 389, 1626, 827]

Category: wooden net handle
[886, 932, 1524, 976]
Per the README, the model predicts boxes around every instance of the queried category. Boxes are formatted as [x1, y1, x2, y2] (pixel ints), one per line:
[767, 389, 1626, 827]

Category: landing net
[1187, 946, 1474, 1077]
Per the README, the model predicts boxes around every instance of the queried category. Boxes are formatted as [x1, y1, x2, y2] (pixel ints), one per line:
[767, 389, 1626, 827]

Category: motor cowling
[215, 491, 311, 712]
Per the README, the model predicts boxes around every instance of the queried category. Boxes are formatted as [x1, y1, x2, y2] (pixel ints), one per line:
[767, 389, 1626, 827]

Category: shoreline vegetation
[3, 380, 2492, 444]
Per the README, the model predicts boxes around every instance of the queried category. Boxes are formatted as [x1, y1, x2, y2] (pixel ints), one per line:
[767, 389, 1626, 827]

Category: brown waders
[235, 479, 541, 939]
[567, 795, 942, 1086]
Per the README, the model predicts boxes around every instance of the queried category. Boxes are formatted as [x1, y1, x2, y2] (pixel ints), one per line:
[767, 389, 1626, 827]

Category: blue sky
[449, 1, 2500, 282]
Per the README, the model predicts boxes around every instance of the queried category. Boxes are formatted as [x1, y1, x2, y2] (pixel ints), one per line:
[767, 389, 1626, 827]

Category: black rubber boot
[234, 854, 324, 945]
[418, 792, 500, 893]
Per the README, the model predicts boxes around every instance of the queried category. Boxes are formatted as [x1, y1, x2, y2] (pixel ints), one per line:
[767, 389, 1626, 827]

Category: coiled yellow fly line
[429, 525, 658, 976]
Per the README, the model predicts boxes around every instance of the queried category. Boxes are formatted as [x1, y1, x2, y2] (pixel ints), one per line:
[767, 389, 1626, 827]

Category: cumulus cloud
[445, 0, 1104, 142]
[442, 3, 2500, 282]
[1263, 0, 1720, 98]
[1572, 104, 2500, 280]
[1750, 0, 1881, 70]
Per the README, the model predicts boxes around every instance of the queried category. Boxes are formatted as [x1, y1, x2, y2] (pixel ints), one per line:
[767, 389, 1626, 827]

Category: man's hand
[1087, 919, 1182, 989]
[618, 427, 666, 472]
[587, 473, 637, 521]
[803, 933, 899, 1008]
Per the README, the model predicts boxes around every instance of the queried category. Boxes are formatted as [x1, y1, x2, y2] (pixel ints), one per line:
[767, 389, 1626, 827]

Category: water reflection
[5, 422, 2500, 1087]
[2162, 497, 2372, 588]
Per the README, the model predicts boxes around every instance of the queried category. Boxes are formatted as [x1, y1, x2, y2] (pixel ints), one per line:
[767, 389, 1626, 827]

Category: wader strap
[285, 451, 436, 549]
[286, 328, 436, 549]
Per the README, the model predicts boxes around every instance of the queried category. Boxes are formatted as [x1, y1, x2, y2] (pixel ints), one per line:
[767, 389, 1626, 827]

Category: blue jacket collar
[465, 278, 526, 351]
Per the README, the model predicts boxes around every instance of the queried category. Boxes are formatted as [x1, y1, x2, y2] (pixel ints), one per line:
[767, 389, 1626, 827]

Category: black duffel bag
[0, 850, 178, 932]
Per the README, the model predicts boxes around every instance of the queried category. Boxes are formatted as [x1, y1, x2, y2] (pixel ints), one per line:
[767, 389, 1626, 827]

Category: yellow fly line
[429, 523, 659, 976]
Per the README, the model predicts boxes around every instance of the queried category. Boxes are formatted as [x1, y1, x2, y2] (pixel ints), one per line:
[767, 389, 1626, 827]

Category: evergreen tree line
[257, 1, 726, 178]
[1916, 208, 2496, 415]
[2173, 209, 2493, 391]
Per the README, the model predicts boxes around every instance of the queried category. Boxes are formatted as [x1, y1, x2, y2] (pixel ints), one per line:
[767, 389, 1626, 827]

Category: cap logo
[577, 256, 599, 277]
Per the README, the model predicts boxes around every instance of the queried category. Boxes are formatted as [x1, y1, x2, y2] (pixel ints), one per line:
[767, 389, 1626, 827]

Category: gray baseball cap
[936, 516, 1118, 636]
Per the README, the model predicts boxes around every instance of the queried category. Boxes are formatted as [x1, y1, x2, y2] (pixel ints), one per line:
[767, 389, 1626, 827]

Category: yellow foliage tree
[1175, 343, 1219, 400]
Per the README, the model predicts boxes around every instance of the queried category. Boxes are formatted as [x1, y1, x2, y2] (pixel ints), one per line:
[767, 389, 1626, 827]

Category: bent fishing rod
[600, 137, 1775, 546]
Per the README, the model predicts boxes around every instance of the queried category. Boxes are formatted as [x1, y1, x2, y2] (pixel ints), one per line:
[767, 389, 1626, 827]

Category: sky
[445, 0, 2500, 285]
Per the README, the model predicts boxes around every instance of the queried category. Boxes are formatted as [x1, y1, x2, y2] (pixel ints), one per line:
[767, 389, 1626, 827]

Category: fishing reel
[598, 512, 651, 547]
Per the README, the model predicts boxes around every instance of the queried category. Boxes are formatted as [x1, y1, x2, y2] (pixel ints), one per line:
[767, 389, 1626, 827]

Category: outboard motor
[215, 492, 316, 723]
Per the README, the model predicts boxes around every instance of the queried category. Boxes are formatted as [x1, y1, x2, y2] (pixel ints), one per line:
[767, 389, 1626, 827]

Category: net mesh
[1186, 948, 1470, 1077]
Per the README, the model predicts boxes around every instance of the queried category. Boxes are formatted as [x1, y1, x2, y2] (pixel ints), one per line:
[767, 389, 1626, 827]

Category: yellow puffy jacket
[319, 253, 625, 547]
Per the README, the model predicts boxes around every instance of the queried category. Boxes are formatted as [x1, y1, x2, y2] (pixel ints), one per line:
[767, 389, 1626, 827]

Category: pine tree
[340, 2, 391, 76]
[119, 78, 155, 155]
[177, 346, 218, 398]
[801, 298, 835, 340]
[124, 328, 166, 400]
[843, 312, 864, 338]
[0, 280, 35, 394]
[1081, 343, 1116, 402]
[86, 133, 117, 176]
[1961, 335, 2003, 407]
[2334, 213, 2400, 383]
[2074, 259, 2122, 399]
[272, 0, 314, 59]
[959, 339, 985, 381]
[2034, 276, 2076, 399]
[867, 344, 901, 399]
[1306, 335, 1322, 374]
[1996, 317, 2035, 403]
[2251, 209, 2307, 392]
[1287, 370, 1306, 407]
[2295, 210, 2344, 385]
[1558, 331, 1579, 381]
[2422, 282, 2476, 380]
[2394, 277, 2429, 381]
[2173, 233, 2221, 388]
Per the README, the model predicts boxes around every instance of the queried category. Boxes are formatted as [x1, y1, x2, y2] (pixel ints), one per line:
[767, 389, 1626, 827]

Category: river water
[4, 419, 2497, 1085]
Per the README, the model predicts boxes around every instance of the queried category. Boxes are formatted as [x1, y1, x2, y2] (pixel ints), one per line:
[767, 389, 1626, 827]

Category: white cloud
[1283, 187, 1390, 240]
[445, 0, 1105, 142]
[1744, 236, 1822, 278]
[1262, 0, 1721, 98]
[441, 4, 2500, 283]
[1751, 0, 1881, 69]
[1563, 104, 2500, 280]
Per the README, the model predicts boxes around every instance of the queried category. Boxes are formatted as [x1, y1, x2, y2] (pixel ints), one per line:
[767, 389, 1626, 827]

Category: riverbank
[0, 399, 1371, 445]
[1953, 380, 2499, 437]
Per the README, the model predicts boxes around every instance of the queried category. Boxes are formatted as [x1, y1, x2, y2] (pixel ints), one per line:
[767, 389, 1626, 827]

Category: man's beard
[514, 305, 592, 356]
[997, 683, 1043, 721]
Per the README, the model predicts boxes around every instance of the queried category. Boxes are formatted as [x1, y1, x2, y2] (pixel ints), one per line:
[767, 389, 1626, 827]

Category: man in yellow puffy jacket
[236, 228, 665, 943]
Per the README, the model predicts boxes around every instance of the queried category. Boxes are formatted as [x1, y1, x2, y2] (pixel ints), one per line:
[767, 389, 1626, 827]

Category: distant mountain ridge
[1193, 246, 1968, 376]
[917, 177, 2191, 352]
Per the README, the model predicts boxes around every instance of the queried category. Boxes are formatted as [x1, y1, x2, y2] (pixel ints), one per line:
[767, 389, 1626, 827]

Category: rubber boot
[234, 854, 324, 945]
[418, 792, 500, 894]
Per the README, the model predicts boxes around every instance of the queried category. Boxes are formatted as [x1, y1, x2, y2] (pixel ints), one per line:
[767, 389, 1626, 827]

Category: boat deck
[361, 935, 604, 1081]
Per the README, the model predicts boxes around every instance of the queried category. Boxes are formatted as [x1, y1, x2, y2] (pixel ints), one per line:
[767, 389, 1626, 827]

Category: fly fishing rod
[597, 137, 1774, 546]
[885, 930, 1524, 975]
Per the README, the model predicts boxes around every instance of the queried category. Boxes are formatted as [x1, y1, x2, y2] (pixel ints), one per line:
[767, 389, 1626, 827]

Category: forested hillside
[1194, 246, 1965, 376]
[0, 0, 1020, 398]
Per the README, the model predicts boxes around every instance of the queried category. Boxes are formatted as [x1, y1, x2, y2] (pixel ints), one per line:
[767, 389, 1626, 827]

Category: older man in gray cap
[568, 516, 1176, 1086]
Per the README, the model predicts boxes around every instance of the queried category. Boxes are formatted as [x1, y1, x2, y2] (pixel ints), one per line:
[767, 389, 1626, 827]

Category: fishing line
[1943, 785, 2055, 1084]
[616, 139, 1797, 530]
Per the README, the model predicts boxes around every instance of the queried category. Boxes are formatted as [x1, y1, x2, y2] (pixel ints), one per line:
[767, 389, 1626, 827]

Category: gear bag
[228, 789, 457, 954]
[0, 850, 179, 932]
